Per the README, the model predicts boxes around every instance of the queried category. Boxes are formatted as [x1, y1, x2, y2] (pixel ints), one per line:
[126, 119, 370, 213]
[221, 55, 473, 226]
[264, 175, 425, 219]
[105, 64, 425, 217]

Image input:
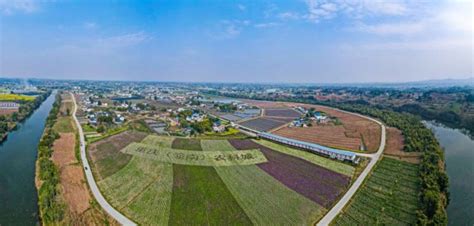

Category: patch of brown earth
[384, 127, 421, 163]
[52, 133, 76, 167]
[60, 165, 91, 214]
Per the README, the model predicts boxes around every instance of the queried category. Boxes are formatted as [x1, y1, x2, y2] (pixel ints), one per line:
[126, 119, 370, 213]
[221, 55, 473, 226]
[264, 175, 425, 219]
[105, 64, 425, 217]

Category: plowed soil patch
[384, 127, 421, 163]
[60, 165, 91, 214]
[52, 133, 76, 167]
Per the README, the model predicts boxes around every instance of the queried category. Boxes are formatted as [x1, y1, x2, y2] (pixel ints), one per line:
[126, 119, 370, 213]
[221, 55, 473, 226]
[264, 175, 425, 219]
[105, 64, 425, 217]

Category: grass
[333, 157, 420, 225]
[89, 131, 147, 179]
[87, 126, 128, 143]
[121, 142, 267, 166]
[123, 163, 173, 226]
[168, 164, 252, 225]
[255, 139, 355, 177]
[0, 93, 35, 101]
[53, 117, 75, 133]
[81, 124, 96, 133]
[171, 138, 202, 150]
[141, 135, 174, 147]
[201, 140, 326, 225]
[98, 156, 165, 209]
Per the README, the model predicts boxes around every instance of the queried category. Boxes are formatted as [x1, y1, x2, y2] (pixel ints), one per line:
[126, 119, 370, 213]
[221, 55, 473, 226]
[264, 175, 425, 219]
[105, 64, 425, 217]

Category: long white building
[258, 132, 358, 163]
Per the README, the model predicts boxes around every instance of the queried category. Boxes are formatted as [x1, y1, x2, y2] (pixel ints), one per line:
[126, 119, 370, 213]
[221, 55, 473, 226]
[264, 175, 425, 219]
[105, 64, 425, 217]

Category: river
[0, 92, 56, 225]
[425, 121, 474, 226]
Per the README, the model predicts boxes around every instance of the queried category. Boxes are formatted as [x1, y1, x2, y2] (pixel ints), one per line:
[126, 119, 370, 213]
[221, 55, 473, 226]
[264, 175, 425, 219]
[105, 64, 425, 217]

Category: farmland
[239, 117, 290, 131]
[88, 133, 353, 225]
[264, 108, 301, 118]
[0, 93, 36, 101]
[333, 157, 420, 225]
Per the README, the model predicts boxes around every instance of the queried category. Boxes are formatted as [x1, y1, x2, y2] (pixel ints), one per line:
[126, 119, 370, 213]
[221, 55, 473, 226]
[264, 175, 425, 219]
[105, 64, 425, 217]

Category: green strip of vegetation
[123, 163, 173, 226]
[333, 157, 421, 225]
[36, 93, 64, 224]
[121, 142, 267, 166]
[168, 164, 252, 225]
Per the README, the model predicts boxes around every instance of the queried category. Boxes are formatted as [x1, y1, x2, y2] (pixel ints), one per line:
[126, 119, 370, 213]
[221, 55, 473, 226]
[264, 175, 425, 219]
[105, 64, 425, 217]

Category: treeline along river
[425, 121, 474, 226]
[0, 91, 56, 225]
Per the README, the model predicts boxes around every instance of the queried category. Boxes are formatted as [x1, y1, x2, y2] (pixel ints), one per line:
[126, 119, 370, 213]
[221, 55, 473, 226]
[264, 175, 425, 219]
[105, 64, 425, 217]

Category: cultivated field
[0, 93, 35, 101]
[88, 133, 355, 225]
[239, 117, 290, 131]
[333, 157, 420, 225]
[264, 108, 301, 118]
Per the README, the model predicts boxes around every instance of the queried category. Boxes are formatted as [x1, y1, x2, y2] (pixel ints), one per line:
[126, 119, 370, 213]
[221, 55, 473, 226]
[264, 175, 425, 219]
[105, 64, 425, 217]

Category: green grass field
[255, 139, 355, 177]
[0, 93, 36, 101]
[91, 135, 349, 225]
[121, 142, 267, 166]
[333, 157, 420, 225]
[122, 163, 173, 226]
[53, 116, 75, 133]
[202, 139, 325, 225]
[98, 156, 166, 209]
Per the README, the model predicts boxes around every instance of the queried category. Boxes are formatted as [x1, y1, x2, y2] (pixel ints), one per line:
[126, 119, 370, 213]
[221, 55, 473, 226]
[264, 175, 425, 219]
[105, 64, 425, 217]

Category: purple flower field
[229, 139, 351, 208]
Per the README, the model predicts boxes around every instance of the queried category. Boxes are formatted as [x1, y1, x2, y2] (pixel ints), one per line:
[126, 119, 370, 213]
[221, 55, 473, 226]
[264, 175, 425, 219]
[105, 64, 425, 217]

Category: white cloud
[264, 3, 278, 18]
[304, 0, 409, 23]
[210, 20, 251, 39]
[0, 0, 38, 15]
[356, 21, 425, 36]
[254, 22, 279, 28]
[237, 4, 246, 11]
[278, 12, 301, 20]
[83, 22, 98, 29]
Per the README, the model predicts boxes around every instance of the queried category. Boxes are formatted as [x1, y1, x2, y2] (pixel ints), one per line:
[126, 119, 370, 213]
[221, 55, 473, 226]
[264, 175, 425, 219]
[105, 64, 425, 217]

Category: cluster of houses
[0, 102, 20, 115]
[290, 108, 330, 127]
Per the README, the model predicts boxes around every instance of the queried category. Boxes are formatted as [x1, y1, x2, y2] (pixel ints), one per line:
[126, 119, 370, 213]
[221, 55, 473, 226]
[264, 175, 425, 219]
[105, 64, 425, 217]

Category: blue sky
[0, 0, 472, 83]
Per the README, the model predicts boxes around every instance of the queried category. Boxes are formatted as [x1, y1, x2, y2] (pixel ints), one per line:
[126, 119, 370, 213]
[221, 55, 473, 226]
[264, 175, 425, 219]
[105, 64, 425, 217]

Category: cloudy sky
[0, 0, 472, 83]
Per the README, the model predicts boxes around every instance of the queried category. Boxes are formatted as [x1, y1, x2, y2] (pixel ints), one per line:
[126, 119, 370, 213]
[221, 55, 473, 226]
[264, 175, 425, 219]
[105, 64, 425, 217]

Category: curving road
[317, 108, 386, 226]
[71, 93, 136, 226]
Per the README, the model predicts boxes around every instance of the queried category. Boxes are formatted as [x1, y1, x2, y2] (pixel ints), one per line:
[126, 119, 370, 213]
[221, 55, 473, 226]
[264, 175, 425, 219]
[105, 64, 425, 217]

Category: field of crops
[89, 134, 354, 225]
[239, 117, 289, 131]
[0, 93, 36, 101]
[333, 157, 420, 225]
[264, 108, 302, 118]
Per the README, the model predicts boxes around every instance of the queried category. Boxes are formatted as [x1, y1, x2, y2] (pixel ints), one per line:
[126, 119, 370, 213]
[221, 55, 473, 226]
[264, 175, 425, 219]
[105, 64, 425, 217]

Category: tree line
[37, 93, 64, 224]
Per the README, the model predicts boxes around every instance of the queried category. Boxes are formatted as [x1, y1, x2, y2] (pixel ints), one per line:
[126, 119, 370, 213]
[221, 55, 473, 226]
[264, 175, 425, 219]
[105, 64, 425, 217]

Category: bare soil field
[274, 125, 362, 151]
[384, 127, 421, 163]
[244, 100, 289, 108]
[52, 133, 77, 166]
[88, 130, 148, 179]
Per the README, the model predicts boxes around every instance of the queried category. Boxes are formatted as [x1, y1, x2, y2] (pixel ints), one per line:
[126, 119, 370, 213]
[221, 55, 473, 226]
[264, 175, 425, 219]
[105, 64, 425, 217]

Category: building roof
[260, 132, 356, 158]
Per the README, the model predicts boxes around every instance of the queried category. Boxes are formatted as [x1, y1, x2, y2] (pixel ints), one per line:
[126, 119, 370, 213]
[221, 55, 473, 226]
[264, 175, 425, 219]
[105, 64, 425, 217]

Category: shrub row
[37, 93, 64, 224]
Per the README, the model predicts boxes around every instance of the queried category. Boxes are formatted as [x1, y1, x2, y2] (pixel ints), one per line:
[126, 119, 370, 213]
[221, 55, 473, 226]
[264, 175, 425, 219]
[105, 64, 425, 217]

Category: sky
[0, 0, 472, 83]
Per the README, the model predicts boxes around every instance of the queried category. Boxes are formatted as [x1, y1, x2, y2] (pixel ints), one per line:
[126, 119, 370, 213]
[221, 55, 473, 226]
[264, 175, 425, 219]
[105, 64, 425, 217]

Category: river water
[0, 92, 55, 225]
[425, 121, 474, 226]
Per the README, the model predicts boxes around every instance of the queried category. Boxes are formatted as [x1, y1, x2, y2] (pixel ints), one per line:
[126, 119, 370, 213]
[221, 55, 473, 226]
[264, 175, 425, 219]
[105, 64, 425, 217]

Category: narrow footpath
[71, 93, 136, 226]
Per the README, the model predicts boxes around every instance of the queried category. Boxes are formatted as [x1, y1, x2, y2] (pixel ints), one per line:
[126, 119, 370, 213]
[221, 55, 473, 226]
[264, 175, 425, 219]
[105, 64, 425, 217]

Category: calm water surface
[425, 121, 474, 226]
[0, 92, 55, 225]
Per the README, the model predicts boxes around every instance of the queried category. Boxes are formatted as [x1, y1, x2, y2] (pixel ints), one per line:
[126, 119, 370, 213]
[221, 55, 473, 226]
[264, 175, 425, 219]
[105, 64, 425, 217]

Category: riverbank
[0, 91, 56, 225]
[425, 121, 474, 226]
[35, 91, 117, 225]
[0, 90, 51, 144]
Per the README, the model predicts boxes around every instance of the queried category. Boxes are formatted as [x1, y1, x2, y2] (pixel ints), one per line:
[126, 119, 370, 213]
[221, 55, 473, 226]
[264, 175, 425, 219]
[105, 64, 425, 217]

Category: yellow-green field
[0, 93, 36, 101]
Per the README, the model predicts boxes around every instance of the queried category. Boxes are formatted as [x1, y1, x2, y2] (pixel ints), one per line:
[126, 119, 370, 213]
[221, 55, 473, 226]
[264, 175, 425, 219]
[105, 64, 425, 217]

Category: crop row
[333, 157, 420, 225]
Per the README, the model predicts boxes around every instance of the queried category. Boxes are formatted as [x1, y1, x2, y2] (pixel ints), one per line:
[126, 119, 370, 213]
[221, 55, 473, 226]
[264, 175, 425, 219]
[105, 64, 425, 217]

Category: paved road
[71, 93, 136, 226]
[317, 109, 386, 226]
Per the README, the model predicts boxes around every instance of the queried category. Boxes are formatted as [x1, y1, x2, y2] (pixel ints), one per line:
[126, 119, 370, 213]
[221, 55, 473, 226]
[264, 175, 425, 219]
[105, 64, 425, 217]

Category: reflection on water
[425, 121, 474, 226]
